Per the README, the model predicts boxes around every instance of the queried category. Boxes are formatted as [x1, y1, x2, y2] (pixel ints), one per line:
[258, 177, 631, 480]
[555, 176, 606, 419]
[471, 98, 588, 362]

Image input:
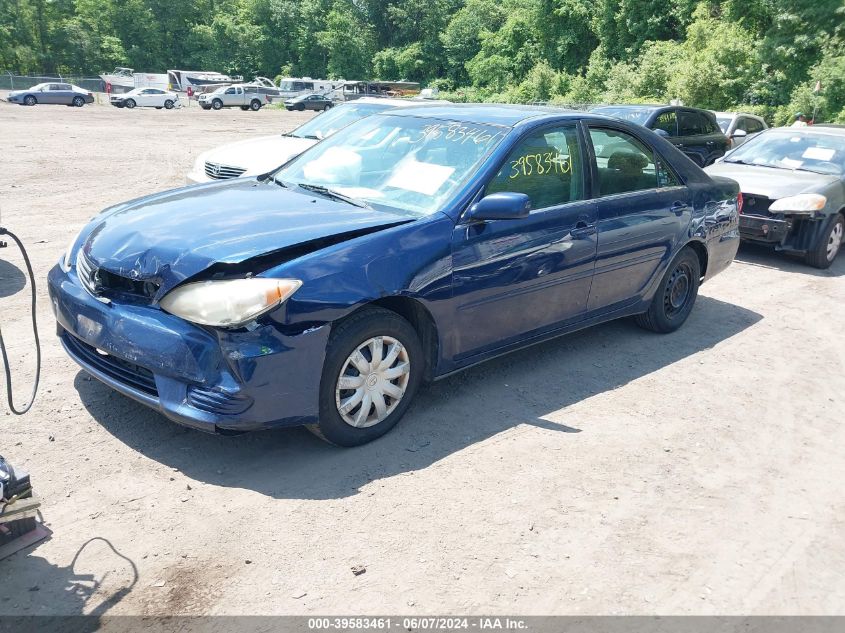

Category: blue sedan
[49, 105, 741, 446]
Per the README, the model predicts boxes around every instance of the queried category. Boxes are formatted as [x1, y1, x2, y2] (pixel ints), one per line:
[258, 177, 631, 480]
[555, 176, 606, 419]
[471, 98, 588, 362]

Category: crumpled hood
[201, 134, 316, 177]
[82, 179, 411, 294]
[705, 162, 839, 199]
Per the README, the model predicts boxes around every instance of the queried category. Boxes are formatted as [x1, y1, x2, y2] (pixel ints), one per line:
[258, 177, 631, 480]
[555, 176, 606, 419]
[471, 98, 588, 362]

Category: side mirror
[731, 129, 748, 139]
[466, 192, 532, 222]
[653, 128, 670, 138]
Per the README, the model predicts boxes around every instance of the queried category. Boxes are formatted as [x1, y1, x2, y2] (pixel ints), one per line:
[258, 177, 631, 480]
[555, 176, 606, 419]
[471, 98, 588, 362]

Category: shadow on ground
[0, 258, 26, 299]
[735, 241, 845, 277]
[75, 295, 762, 500]
[0, 536, 137, 626]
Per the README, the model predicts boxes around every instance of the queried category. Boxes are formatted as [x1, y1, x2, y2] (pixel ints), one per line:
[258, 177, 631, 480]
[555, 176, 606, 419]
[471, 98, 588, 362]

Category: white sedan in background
[186, 97, 446, 183]
[111, 87, 180, 110]
[713, 111, 768, 147]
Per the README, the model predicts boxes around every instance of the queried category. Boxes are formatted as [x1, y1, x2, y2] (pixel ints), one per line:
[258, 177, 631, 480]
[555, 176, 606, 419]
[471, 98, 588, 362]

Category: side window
[589, 127, 660, 196]
[49, 84, 62, 91]
[703, 115, 720, 134]
[651, 111, 677, 136]
[486, 125, 583, 210]
[679, 111, 707, 136]
[225, 87, 236, 94]
[747, 118, 764, 134]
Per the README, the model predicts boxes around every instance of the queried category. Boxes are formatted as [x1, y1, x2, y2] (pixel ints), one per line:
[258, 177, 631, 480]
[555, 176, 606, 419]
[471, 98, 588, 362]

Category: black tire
[806, 213, 844, 269]
[24, 95, 36, 106]
[240, 105, 249, 111]
[164, 99, 174, 109]
[249, 99, 261, 111]
[323, 103, 332, 111]
[124, 99, 136, 109]
[309, 307, 423, 447]
[212, 99, 223, 110]
[635, 247, 701, 333]
[72, 96, 85, 107]
[295, 103, 305, 111]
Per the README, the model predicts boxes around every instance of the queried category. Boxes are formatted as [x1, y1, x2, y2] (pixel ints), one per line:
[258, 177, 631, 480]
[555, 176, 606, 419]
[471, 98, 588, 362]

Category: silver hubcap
[827, 220, 843, 261]
[335, 336, 410, 428]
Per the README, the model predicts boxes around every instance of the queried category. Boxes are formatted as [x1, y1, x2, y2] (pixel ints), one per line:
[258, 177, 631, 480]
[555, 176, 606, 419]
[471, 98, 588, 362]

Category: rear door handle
[570, 221, 597, 238]
[670, 201, 689, 216]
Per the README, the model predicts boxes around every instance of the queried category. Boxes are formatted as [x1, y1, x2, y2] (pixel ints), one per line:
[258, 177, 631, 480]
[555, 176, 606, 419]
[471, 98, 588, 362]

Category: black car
[592, 105, 730, 167]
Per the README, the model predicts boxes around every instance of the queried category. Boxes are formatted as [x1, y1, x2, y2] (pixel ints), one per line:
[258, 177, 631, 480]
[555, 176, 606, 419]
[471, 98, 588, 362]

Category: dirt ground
[0, 97, 843, 617]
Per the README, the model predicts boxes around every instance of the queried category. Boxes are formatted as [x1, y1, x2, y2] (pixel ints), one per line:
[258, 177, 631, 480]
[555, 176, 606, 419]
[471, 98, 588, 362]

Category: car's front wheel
[636, 247, 701, 333]
[164, 99, 174, 109]
[24, 95, 36, 106]
[212, 99, 223, 110]
[807, 213, 844, 269]
[124, 99, 136, 109]
[310, 308, 423, 446]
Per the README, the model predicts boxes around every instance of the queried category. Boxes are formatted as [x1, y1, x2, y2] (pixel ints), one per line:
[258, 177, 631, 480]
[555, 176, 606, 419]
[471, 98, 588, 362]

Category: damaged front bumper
[47, 263, 330, 433]
[739, 212, 832, 254]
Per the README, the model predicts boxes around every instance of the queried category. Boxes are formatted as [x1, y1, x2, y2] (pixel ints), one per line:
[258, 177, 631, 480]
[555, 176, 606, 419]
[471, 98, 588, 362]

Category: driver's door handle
[570, 221, 597, 238]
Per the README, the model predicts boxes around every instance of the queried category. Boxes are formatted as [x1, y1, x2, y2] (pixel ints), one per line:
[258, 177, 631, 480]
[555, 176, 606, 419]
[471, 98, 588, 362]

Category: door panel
[585, 125, 690, 312]
[451, 123, 598, 358]
[452, 201, 598, 356]
[588, 188, 689, 311]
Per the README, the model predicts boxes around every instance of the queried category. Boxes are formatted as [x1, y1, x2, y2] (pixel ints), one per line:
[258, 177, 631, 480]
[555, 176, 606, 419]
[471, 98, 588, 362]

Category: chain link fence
[0, 72, 105, 93]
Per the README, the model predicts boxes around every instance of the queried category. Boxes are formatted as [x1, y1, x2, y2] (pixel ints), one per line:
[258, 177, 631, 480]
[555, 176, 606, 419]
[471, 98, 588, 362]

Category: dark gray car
[284, 93, 333, 112]
[592, 104, 730, 166]
[706, 126, 845, 268]
[7, 82, 95, 107]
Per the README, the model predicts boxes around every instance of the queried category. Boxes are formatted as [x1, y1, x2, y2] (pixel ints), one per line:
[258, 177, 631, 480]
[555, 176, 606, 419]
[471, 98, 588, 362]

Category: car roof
[384, 103, 589, 126]
[713, 111, 762, 119]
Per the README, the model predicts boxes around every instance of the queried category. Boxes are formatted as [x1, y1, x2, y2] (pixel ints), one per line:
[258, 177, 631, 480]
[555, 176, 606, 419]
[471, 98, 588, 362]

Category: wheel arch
[337, 296, 440, 381]
[685, 239, 709, 279]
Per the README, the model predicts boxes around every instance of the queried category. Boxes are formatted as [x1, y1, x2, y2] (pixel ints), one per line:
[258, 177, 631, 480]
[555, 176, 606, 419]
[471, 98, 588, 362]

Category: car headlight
[62, 226, 86, 272]
[769, 193, 827, 214]
[160, 278, 302, 327]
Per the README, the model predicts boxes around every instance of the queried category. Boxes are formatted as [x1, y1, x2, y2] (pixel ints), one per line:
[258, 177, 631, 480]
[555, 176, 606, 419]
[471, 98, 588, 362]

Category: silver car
[706, 126, 844, 268]
[713, 111, 768, 148]
[7, 82, 95, 107]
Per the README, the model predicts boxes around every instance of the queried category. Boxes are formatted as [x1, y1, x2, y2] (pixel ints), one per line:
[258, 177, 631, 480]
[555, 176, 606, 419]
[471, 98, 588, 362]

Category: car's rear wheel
[323, 103, 332, 111]
[72, 96, 85, 107]
[24, 95, 36, 106]
[635, 247, 701, 333]
[309, 307, 423, 446]
[164, 99, 174, 109]
[212, 99, 223, 110]
[806, 213, 844, 269]
[250, 99, 262, 111]
[124, 99, 136, 109]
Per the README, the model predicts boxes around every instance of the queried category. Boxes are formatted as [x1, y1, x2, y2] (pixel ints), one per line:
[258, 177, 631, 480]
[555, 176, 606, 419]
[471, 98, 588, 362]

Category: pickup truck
[198, 85, 268, 111]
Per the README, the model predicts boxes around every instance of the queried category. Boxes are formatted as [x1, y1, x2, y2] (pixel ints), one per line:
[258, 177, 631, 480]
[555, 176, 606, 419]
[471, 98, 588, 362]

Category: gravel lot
[0, 98, 843, 616]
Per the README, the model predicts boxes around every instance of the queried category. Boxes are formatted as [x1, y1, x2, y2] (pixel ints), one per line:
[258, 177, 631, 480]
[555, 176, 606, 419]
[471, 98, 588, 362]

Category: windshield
[725, 130, 845, 175]
[276, 114, 508, 216]
[592, 106, 656, 125]
[716, 117, 732, 134]
[291, 103, 392, 140]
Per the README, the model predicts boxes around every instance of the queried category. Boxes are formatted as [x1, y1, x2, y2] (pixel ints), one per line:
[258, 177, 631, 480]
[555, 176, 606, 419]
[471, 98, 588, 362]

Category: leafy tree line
[1, 0, 843, 123]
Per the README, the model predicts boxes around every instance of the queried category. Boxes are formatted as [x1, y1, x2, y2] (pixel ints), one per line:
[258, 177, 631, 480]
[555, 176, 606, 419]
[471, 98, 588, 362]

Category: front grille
[62, 331, 158, 397]
[76, 251, 159, 303]
[204, 161, 246, 180]
[743, 194, 774, 217]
